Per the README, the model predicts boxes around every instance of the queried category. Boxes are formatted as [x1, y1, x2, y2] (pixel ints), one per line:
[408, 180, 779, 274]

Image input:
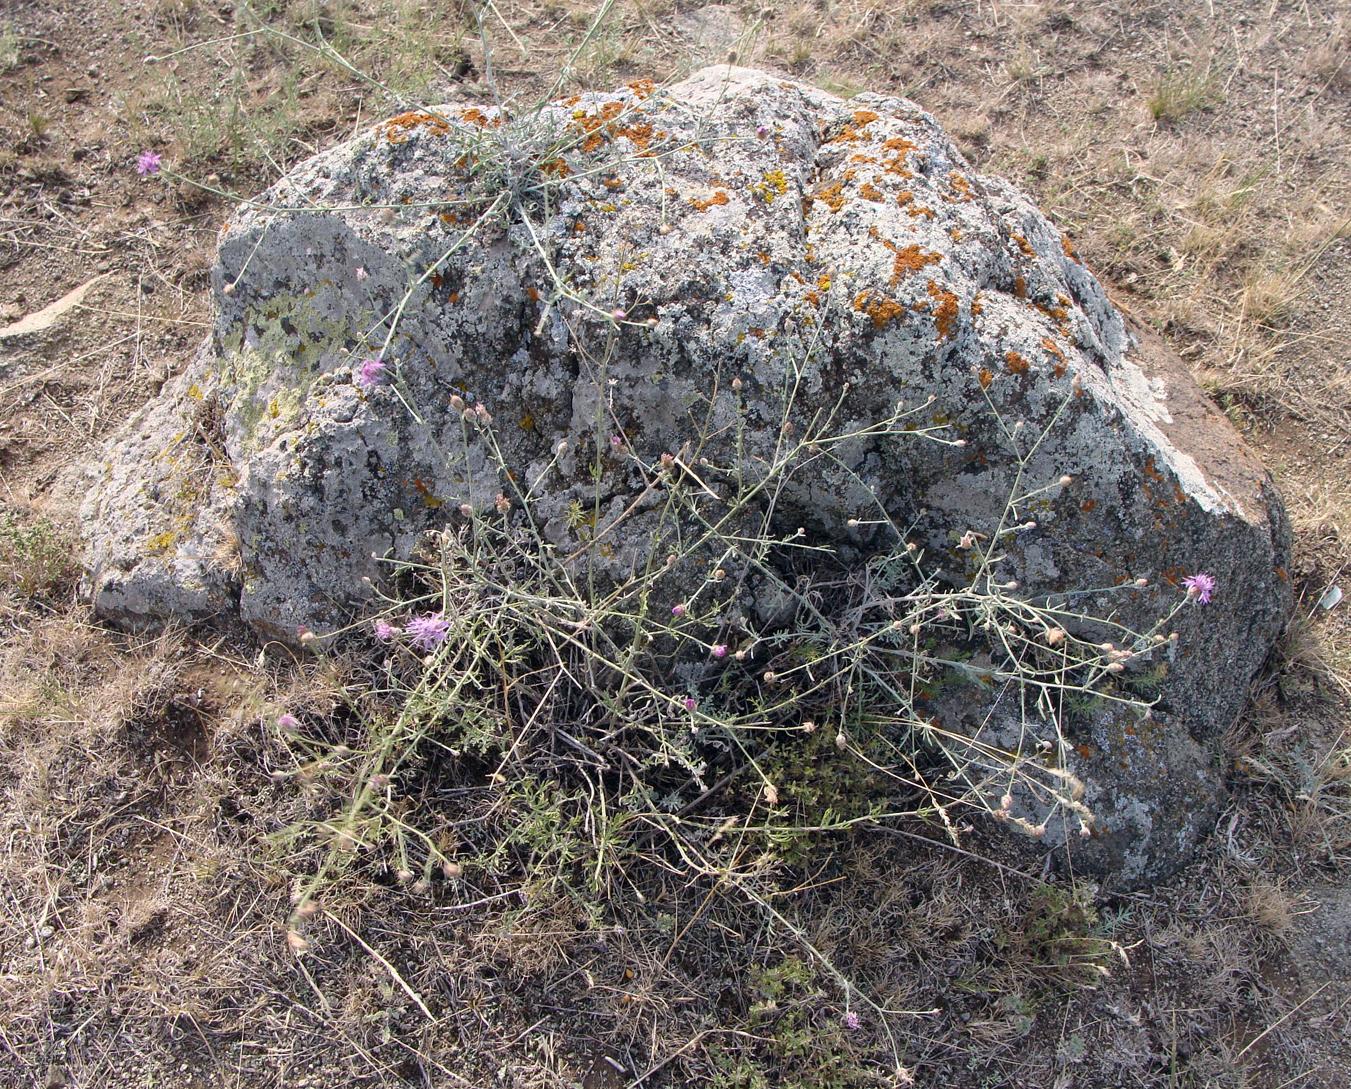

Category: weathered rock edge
[70, 67, 1292, 884]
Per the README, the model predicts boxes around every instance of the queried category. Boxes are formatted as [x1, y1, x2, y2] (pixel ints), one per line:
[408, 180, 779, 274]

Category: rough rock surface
[71, 67, 1291, 883]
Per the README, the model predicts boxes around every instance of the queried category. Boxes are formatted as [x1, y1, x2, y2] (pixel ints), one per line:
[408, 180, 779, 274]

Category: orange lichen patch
[1080, 498, 1097, 513]
[385, 110, 452, 143]
[896, 190, 914, 207]
[757, 250, 771, 264]
[460, 107, 504, 128]
[448, 291, 461, 304]
[808, 181, 847, 213]
[1013, 274, 1028, 298]
[1011, 233, 1036, 257]
[883, 136, 918, 153]
[540, 158, 571, 179]
[853, 109, 880, 125]
[611, 120, 655, 151]
[1005, 350, 1029, 375]
[926, 281, 959, 340]
[884, 242, 943, 285]
[970, 297, 984, 316]
[949, 227, 964, 242]
[1041, 336, 1068, 377]
[859, 182, 884, 202]
[690, 190, 730, 212]
[628, 78, 655, 99]
[572, 220, 586, 233]
[581, 132, 605, 153]
[603, 176, 625, 190]
[978, 368, 993, 390]
[948, 171, 974, 201]
[853, 290, 906, 329]
[1061, 234, 1079, 261]
[562, 95, 582, 107]
[526, 285, 540, 302]
[907, 204, 936, 220]
[431, 272, 444, 288]
[849, 153, 879, 165]
[749, 327, 766, 339]
[439, 211, 459, 225]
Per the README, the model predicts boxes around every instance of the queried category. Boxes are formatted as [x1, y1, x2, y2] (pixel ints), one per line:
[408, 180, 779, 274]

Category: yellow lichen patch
[750, 169, 789, 203]
[146, 530, 179, 556]
[690, 190, 730, 212]
[1061, 234, 1079, 261]
[926, 281, 959, 340]
[858, 181, 884, 202]
[1005, 350, 1030, 375]
[853, 290, 905, 329]
[1011, 233, 1036, 258]
[385, 110, 452, 144]
[187, 383, 204, 401]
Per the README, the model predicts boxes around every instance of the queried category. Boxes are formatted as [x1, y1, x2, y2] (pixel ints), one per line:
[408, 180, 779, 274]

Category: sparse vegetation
[1147, 66, 1222, 122]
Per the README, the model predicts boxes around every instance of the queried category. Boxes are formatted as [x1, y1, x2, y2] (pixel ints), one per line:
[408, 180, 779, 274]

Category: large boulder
[71, 67, 1291, 883]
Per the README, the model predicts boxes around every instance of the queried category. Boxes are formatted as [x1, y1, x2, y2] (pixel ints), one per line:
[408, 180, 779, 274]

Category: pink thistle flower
[1182, 572, 1216, 604]
[683, 697, 697, 712]
[711, 644, 729, 659]
[406, 613, 450, 651]
[354, 267, 368, 281]
[671, 604, 686, 617]
[355, 357, 387, 389]
[373, 619, 400, 642]
[135, 150, 162, 176]
[843, 1011, 862, 1031]
[277, 713, 299, 732]
[609, 434, 625, 450]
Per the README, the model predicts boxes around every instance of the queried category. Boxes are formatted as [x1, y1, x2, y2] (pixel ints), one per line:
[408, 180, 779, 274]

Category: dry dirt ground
[1, 2, 1349, 1087]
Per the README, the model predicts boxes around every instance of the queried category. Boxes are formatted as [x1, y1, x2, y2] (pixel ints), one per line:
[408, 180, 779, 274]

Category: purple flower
[373, 619, 401, 642]
[406, 613, 450, 651]
[1182, 572, 1216, 604]
[711, 644, 728, 659]
[609, 434, 625, 449]
[842, 1010, 862, 1032]
[756, 125, 770, 139]
[355, 357, 387, 389]
[135, 149, 162, 176]
[683, 697, 697, 712]
[671, 604, 686, 618]
[277, 713, 300, 732]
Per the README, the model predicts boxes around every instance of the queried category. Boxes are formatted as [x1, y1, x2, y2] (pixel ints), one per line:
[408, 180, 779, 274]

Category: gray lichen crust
[73, 67, 1291, 883]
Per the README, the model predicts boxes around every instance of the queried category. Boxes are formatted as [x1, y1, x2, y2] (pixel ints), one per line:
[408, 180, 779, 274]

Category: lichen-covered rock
[72, 67, 1291, 883]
